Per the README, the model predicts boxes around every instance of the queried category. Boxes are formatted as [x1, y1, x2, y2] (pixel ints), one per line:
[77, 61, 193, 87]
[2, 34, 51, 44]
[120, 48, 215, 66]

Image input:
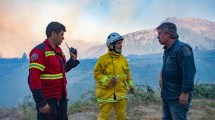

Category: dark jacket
[161, 39, 196, 99]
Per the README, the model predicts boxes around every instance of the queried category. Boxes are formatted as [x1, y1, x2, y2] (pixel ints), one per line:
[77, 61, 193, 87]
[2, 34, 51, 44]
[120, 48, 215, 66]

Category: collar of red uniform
[44, 39, 62, 53]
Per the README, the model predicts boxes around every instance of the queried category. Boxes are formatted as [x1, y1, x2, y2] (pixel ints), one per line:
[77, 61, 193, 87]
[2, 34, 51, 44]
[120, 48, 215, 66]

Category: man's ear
[51, 31, 56, 36]
[167, 32, 171, 38]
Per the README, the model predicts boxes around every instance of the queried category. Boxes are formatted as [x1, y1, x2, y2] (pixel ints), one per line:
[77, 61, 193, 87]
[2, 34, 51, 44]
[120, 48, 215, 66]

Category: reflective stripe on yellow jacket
[94, 50, 133, 102]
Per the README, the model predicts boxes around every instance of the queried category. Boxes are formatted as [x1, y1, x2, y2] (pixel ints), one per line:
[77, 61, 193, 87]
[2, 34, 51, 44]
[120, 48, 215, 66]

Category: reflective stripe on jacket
[94, 50, 133, 102]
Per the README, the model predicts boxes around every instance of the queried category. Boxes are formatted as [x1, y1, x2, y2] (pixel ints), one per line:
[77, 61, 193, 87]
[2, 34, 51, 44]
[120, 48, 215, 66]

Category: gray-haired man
[156, 22, 196, 120]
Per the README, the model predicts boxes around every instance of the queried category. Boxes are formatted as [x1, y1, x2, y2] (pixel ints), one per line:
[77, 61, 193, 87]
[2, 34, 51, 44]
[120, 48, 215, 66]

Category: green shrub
[193, 83, 215, 99]
[68, 83, 215, 114]
[68, 85, 163, 113]
[18, 95, 36, 120]
[68, 89, 97, 114]
[128, 85, 161, 106]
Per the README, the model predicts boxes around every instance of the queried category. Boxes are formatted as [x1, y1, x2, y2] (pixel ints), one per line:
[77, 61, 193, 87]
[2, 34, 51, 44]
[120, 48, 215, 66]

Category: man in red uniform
[28, 22, 79, 120]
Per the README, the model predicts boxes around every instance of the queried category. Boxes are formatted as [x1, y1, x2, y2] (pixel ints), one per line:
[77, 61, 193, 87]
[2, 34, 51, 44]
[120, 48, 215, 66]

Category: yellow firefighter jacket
[94, 50, 134, 103]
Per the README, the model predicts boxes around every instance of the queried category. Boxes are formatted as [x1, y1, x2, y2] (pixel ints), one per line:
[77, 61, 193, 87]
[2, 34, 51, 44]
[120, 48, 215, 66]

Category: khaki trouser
[97, 99, 127, 120]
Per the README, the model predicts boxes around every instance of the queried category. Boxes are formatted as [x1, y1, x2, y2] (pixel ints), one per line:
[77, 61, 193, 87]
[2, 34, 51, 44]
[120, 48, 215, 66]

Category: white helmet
[106, 32, 124, 47]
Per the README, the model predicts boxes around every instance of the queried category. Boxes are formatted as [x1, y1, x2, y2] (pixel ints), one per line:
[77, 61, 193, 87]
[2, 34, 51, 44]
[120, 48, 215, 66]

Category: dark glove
[130, 87, 135, 94]
[109, 77, 118, 88]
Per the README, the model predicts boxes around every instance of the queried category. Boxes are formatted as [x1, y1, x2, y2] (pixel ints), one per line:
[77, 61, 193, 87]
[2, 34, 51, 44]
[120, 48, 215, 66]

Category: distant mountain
[80, 17, 215, 59]
[62, 40, 98, 59]
[0, 50, 215, 107]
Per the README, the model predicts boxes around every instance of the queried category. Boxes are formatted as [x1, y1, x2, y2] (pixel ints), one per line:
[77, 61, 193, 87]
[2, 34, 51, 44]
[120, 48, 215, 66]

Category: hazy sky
[0, 0, 215, 58]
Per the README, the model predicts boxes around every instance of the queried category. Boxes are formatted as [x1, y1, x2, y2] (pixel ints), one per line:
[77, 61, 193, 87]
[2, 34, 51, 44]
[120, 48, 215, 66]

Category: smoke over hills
[79, 17, 215, 59]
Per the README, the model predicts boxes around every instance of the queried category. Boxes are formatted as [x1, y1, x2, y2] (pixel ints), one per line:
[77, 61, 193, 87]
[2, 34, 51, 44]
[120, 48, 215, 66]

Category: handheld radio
[65, 43, 77, 55]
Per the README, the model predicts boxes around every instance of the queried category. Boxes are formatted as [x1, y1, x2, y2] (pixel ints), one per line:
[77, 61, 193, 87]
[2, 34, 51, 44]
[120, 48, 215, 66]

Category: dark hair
[156, 22, 179, 39]
[45, 22, 66, 38]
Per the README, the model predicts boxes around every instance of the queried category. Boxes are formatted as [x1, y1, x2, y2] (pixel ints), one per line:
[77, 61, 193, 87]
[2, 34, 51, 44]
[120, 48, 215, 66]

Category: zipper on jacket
[55, 51, 65, 99]
[111, 56, 117, 100]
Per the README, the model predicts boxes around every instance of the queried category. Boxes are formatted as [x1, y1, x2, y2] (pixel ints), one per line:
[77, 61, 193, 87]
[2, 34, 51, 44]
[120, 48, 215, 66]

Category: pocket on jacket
[166, 54, 177, 71]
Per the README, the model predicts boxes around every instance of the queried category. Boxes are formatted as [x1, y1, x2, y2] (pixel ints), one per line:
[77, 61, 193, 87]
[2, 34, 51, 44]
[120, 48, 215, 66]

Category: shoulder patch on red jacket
[31, 53, 38, 61]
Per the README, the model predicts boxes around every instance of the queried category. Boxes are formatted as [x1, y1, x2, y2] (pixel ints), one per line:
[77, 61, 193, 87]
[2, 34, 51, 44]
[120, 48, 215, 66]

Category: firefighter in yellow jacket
[94, 32, 135, 120]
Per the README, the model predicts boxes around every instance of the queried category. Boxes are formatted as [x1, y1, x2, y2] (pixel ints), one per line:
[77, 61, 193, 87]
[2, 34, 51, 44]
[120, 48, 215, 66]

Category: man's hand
[70, 52, 77, 60]
[159, 71, 163, 90]
[179, 92, 189, 105]
[159, 79, 162, 89]
[39, 104, 51, 114]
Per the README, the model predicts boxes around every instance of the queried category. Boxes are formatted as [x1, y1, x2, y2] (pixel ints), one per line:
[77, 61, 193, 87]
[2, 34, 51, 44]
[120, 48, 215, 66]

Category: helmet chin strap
[113, 45, 121, 54]
[108, 44, 114, 50]
[114, 48, 121, 54]
[108, 43, 121, 54]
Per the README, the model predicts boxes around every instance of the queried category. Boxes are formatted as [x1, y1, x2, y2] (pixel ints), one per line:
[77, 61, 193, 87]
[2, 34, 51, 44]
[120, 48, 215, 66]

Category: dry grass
[0, 99, 214, 120]
[188, 99, 215, 120]
[126, 104, 162, 120]
[0, 108, 21, 120]
[69, 99, 215, 120]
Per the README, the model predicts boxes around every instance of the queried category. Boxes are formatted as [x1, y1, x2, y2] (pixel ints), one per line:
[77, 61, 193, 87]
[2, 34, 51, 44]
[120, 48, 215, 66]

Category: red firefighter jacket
[28, 39, 79, 108]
